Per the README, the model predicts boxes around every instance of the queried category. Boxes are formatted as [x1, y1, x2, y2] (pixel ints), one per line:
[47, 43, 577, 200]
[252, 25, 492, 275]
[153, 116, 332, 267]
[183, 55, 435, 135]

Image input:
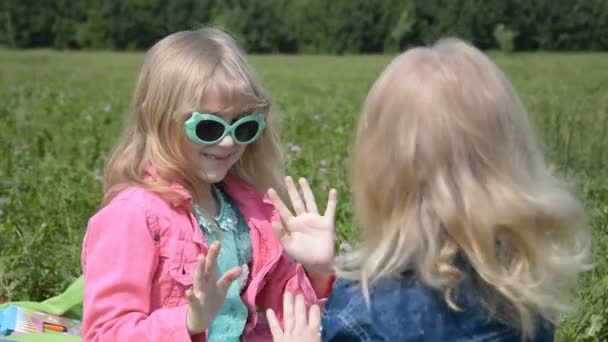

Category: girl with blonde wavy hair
[268, 38, 590, 342]
[82, 27, 337, 341]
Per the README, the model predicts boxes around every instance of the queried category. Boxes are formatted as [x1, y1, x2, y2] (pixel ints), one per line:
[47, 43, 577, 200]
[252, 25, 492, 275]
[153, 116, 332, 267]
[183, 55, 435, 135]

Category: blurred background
[0, 1, 607, 341]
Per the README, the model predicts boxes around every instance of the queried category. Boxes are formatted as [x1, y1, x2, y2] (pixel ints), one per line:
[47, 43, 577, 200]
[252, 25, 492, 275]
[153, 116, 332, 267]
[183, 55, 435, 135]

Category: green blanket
[0, 276, 83, 342]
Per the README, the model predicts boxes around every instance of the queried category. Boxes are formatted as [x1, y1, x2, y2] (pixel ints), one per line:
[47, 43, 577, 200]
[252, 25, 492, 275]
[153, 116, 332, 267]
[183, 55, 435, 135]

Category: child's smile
[202, 151, 234, 161]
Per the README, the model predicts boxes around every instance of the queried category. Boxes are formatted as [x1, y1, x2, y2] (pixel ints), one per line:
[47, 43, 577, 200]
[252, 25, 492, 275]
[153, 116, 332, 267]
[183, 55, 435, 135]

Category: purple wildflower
[339, 242, 353, 253]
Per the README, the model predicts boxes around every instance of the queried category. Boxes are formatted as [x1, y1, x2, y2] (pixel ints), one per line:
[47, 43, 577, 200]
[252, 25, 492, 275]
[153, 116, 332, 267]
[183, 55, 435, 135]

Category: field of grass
[0, 49, 606, 340]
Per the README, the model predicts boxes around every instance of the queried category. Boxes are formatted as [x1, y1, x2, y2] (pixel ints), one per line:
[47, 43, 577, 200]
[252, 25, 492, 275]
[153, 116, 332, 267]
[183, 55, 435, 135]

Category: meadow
[0, 49, 606, 340]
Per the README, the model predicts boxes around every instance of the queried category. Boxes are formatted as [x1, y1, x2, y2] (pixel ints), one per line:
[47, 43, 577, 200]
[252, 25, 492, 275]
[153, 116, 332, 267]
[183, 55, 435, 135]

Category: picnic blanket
[0, 276, 83, 342]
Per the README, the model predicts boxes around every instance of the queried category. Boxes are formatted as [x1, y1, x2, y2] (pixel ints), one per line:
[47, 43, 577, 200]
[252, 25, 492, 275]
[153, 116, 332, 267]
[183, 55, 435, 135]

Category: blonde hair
[341, 38, 590, 338]
[103, 28, 283, 204]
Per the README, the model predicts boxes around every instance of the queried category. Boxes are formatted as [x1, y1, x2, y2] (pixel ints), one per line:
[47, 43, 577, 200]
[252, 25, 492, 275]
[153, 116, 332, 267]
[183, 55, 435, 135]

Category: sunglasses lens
[195, 120, 225, 142]
[234, 121, 260, 143]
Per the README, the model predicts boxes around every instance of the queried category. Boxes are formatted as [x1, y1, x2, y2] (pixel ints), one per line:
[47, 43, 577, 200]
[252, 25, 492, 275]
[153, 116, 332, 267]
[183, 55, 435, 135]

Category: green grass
[0, 49, 606, 340]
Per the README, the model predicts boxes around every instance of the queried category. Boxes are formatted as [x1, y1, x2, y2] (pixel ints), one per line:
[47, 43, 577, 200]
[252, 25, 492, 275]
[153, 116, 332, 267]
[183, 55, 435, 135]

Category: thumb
[216, 266, 242, 294]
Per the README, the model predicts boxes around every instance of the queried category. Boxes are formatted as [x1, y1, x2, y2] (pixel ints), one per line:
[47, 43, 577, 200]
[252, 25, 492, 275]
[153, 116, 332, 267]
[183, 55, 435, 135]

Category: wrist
[303, 258, 336, 277]
[302, 262, 335, 284]
[303, 263, 335, 298]
[186, 306, 209, 336]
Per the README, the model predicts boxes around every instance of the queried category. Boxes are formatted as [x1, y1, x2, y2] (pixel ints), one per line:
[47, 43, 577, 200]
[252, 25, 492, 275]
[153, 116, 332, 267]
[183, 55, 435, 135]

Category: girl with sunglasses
[267, 38, 590, 342]
[81, 28, 337, 342]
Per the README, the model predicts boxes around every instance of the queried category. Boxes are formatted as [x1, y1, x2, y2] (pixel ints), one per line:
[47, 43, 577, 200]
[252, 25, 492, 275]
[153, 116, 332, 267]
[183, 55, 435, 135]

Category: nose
[217, 133, 235, 147]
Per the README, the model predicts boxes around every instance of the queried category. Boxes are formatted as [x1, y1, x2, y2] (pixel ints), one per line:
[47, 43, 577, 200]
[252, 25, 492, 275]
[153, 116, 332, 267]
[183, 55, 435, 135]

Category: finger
[268, 188, 294, 224]
[217, 266, 242, 294]
[192, 254, 206, 294]
[266, 309, 284, 340]
[283, 292, 294, 333]
[324, 188, 338, 222]
[204, 241, 221, 282]
[299, 178, 319, 214]
[308, 304, 321, 331]
[294, 294, 308, 330]
[286, 176, 306, 215]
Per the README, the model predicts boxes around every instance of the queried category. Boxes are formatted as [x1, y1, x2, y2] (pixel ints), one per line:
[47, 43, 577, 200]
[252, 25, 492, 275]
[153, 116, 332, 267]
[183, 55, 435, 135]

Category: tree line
[1, 0, 607, 53]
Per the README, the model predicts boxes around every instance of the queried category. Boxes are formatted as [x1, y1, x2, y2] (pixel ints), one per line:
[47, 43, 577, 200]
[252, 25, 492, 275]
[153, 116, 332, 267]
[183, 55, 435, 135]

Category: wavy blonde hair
[103, 28, 284, 204]
[340, 38, 590, 338]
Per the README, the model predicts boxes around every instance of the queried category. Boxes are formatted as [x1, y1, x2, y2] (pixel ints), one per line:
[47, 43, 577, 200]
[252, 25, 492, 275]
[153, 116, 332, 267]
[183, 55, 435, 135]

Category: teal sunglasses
[184, 112, 266, 145]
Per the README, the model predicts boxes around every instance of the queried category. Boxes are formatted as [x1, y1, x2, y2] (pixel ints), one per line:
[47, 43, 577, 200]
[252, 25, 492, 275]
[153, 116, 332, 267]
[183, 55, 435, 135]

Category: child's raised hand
[185, 241, 241, 335]
[267, 292, 321, 342]
[268, 176, 337, 275]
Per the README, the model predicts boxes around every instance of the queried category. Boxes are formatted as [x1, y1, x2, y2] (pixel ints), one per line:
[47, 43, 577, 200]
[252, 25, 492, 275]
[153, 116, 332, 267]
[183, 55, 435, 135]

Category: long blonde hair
[103, 28, 284, 204]
[341, 38, 590, 338]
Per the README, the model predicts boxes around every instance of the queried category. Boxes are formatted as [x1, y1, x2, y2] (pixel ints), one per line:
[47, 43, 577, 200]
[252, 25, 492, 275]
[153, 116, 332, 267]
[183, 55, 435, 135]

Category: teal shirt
[193, 185, 253, 341]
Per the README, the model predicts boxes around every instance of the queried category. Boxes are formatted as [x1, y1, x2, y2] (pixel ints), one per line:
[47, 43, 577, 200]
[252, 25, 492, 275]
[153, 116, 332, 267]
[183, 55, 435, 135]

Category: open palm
[185, 241, 241, 335]
[268, 177, 337, 274]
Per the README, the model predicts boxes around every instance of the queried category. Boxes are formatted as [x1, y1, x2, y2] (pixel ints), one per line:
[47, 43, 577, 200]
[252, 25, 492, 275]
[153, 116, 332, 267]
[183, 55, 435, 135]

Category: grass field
[0, 49, 606, 340]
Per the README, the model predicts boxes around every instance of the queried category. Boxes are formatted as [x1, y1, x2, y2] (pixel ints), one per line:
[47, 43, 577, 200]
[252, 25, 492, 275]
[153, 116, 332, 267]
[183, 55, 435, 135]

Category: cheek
[233, 145, 247, 160]
[187, 142, 203, 158]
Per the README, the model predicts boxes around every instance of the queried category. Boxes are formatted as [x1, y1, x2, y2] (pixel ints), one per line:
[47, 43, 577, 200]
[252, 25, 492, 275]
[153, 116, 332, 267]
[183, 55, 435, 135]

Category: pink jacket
[81, 175, 329, 341]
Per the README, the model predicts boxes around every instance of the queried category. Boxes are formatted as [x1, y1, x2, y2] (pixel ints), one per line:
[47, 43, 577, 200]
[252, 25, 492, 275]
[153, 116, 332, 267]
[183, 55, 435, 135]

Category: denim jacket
[321, 272, 554, 342]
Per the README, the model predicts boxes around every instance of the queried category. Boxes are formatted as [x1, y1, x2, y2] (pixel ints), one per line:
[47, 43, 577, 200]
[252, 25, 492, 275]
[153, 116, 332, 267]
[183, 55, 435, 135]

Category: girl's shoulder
[84, 186, 193, 254]
[323, 275, 551, 342]
[101, 186, 174, 213]
[90, 186, 180, 229]
[322, 276, 433, 341]
[326, 275, 434, 316]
